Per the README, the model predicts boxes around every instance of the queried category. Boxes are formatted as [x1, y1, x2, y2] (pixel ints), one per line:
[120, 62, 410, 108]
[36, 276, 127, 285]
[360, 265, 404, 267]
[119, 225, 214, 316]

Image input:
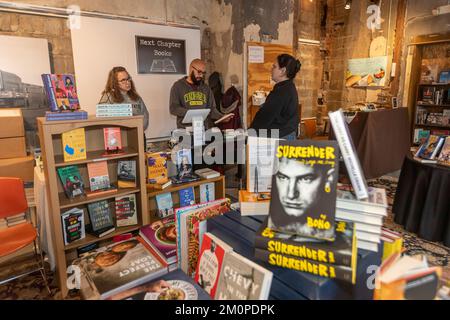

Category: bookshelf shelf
[64, 225, 141, 251]
[417, 104, 450, 108]
[147, 175, 226, 224]
[414, 123, 450, 129]
[58, 187, 140, 209]
[37, 115, 148, 298]
[419, 83, 450, 86]
[54, 147, 139, 168]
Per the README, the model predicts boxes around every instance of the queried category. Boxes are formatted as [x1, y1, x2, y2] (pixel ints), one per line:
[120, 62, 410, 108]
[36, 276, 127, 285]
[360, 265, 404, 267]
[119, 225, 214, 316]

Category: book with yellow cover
[146, 152, 169, 186]
[62, 128, 87, 162]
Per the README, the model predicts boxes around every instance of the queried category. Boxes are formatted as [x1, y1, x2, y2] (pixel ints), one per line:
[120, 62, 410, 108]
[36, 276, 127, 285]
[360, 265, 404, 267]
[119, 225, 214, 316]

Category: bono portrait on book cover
[268, 141, 339, 241]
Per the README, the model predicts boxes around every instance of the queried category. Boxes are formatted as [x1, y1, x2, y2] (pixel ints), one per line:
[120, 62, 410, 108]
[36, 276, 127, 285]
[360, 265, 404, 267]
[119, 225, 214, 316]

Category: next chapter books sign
[136, 36, 186, 74]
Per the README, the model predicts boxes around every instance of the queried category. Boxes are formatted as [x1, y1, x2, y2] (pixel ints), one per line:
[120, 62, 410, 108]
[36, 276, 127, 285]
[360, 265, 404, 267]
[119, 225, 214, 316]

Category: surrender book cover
[267, 140, 340, 241]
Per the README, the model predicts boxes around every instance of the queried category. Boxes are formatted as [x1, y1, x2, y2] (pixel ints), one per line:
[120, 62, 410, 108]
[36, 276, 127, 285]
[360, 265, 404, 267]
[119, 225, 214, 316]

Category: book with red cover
[139, 217, 177, 265]
[194, 232, 232, 299]
[103, 127, 122, 151]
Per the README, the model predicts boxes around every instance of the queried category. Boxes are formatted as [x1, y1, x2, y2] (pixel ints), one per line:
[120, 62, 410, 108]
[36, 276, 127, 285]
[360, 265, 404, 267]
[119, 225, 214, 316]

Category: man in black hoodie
[169, 59, 226, 129]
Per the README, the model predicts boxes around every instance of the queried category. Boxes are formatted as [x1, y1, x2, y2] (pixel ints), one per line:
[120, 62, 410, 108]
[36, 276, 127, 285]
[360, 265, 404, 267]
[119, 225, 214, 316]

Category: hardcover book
[254, 248, 355, 284]
[195, 232, 233, 299]
[61, 207, 85, 245]
[42, 74, 80, 112]
[179, 187, 195, 207]
[146, 152, 169, 186]
[115, 194, 138, 227]
[61, 128, 86, 162]
[107, 269, 210, 300]
[103, 127, 123, 152]
[176, 199, 231, 277]
[155, 193, 174, 218]
[200, 183, 215, 203]
[255, 217, 357, 267]
[87, 200, 115, 234]
[139, 217, 177, 265]
[87, 161, 111, 191]
[267, 140, 340, 241]
[74, 237, 168, 299]
[117, 160, 137, 188]
[215, 251, 273, 300]
[171, 148, 200, 184]
[328, 109, 368, 200]
[57, 165, 85, 199]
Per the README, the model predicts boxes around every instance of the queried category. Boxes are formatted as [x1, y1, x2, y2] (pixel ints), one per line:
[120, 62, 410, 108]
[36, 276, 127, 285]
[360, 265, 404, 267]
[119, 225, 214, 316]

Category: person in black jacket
[250, 54, 301, 140]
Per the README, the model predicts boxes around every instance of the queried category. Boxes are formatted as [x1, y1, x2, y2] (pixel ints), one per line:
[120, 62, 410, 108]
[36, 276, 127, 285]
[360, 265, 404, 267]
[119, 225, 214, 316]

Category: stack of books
[381, 227, 403, 262]
[45, 110, 88, 121]
[254, 217, 358, 284]
[139, 217, 178, 271]
[238, 190, 270, 216]
[194, 168, 220, 179]
[96, 103, 133, 117]
[5, 213, 27, 227]
[74, 236, 168, 300]
[336, 185, 388, 252]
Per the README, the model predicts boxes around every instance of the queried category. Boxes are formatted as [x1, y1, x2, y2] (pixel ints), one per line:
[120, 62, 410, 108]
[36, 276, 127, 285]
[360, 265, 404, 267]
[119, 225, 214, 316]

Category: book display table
[207, 211, 382, 300]
[393, 154, 450, 247]
[329, 108, 410, 179]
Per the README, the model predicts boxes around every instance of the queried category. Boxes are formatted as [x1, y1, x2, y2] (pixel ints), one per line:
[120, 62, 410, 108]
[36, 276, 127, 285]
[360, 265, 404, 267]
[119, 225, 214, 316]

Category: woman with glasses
[250, 54, 301, 140]
[99, 66, 149, 131]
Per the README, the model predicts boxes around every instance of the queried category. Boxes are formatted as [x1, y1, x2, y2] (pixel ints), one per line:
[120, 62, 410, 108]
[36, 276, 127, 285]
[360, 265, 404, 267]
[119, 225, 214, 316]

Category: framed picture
[438, 70, 450, 84]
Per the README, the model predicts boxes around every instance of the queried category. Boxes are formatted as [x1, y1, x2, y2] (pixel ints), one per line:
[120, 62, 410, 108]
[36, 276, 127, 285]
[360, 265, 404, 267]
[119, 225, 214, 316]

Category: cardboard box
[0, 137, 27, 159]
[0, 108, 25, 138]
[0, 155, 34, 182]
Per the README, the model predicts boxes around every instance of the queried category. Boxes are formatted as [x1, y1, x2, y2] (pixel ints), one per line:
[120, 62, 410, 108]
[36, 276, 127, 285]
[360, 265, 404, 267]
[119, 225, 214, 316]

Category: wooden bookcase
[147, 175, 225, 223]
[37, 115, 148, 298]
[406, 34, 450, 143]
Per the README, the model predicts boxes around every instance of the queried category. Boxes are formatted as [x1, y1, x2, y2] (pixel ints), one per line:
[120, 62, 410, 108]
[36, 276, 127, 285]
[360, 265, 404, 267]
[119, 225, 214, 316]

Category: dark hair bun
[277, 54, 302, 79]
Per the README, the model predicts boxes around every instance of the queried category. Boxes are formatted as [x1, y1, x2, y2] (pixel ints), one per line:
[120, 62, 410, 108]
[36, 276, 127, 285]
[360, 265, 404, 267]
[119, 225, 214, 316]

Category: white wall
[70, 16, 201, 138]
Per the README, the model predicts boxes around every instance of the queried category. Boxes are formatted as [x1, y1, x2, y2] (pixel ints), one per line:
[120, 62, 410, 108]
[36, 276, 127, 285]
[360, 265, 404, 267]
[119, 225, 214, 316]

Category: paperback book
[179, 187, 195, 207]
[103, 127, 123, 153]
[200, 183, 215, 203]
[115, 194, 138, 227]
[155, 193, 174, 218]
[437, 136, 450, 166]
[171, 148, 200, 184]
[57, 165, 85, 199]
[61, 207, 85, 245]
[146, 152, 169, 186]
[267, 140, 340, 241]
[87, 200, 115, 237]
[117, 160, 137, 188]
[42, 74, 80, 112]
[87, 161, 111, 191]
[61, 128, 86, 162]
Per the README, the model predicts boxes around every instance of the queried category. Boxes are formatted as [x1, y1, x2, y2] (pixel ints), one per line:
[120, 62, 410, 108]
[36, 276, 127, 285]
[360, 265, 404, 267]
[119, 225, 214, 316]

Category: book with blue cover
[155, 193, 174, 218]
[179, 187, 195, 207]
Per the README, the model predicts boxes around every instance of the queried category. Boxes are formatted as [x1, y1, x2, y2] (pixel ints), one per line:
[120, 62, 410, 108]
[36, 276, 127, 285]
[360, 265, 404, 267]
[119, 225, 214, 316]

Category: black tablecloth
[329, 108, 410, 179]
[392, 154, 450, 247]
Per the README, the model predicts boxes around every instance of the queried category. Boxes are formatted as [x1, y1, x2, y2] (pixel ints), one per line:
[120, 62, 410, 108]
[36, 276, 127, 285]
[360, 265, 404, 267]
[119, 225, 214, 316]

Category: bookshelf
[37, 115, 148, 298]
[408, 35, 450, 143]
[147, 175, 226, 223]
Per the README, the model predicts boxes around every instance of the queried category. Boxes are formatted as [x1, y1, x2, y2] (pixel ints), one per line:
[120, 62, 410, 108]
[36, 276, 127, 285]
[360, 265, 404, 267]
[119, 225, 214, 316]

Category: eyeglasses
[118, 77, 132, 84]
[192, 66, 206, 75]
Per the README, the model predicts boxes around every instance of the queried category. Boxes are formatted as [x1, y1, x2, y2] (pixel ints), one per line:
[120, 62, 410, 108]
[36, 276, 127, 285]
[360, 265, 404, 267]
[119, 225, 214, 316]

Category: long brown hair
[102, 66, 140, 102]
